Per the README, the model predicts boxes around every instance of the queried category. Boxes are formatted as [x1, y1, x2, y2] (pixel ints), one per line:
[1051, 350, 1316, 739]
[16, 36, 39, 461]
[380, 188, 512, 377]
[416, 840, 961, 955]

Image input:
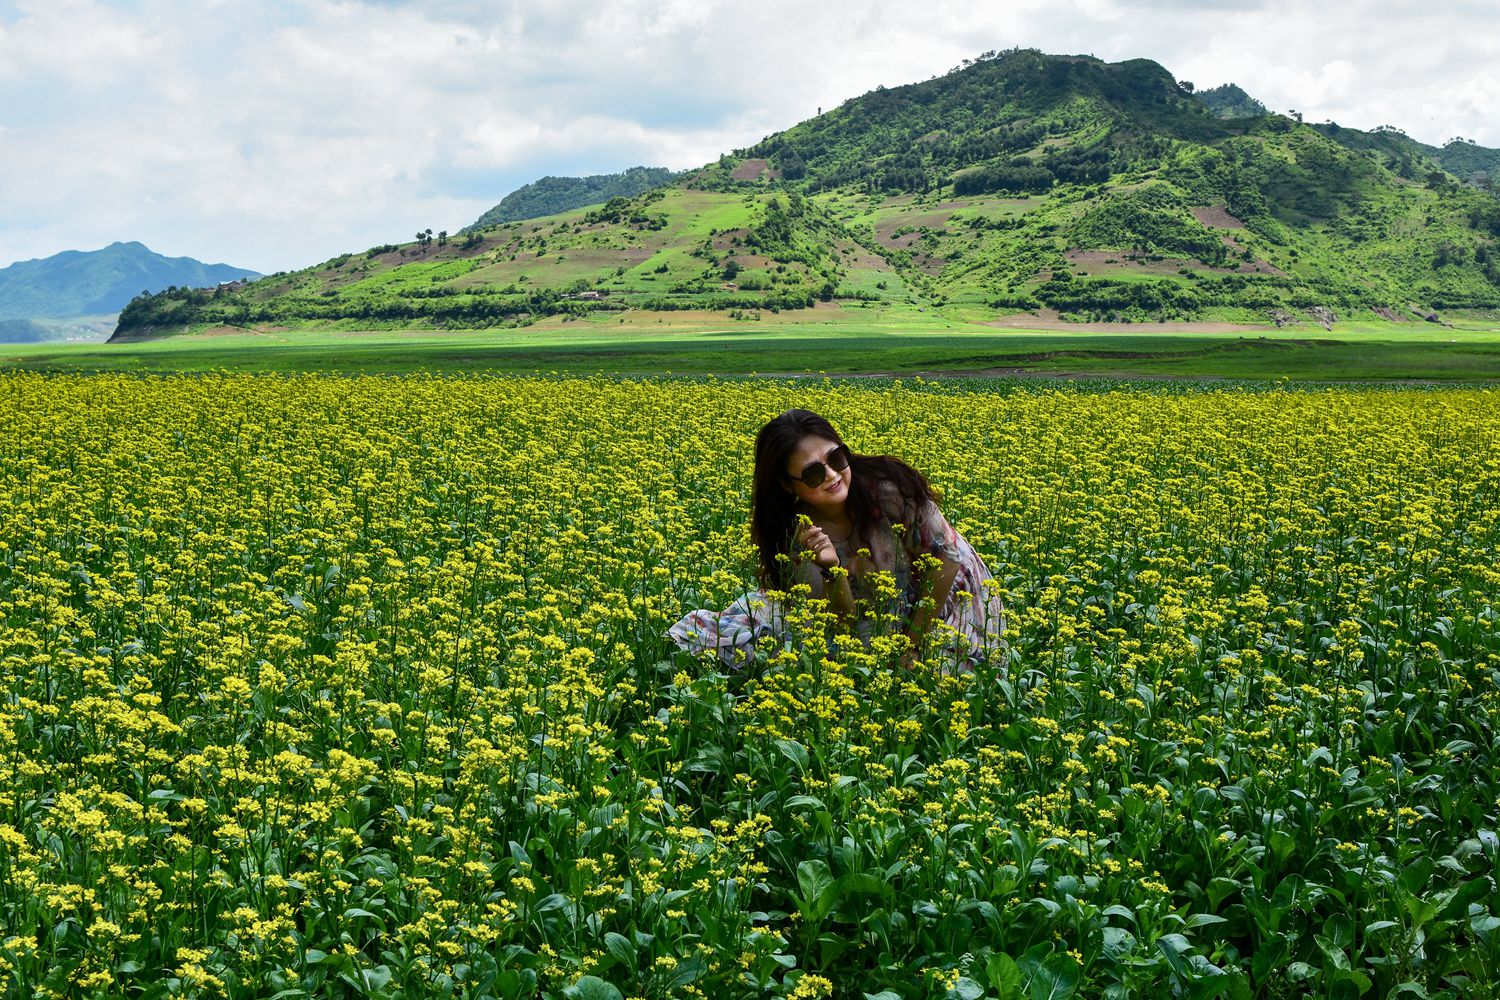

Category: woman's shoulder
[870, 476, 916, 521]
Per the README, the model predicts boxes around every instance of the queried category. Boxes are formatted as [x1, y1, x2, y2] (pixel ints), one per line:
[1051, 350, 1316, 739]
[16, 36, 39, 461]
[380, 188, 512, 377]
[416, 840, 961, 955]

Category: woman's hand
[796, 520, 840, 569]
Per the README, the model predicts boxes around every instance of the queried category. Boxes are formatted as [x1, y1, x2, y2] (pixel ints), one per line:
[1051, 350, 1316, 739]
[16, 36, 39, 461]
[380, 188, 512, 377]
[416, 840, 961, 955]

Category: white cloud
[1, 0, 1496, 273]
[0, 0, 165, 85]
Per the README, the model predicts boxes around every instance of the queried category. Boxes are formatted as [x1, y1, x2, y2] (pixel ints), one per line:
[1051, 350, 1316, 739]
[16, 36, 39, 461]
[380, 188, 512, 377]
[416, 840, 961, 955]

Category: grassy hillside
[114, 188, 874, 337]
[461, 166, 680, 230]
[113, 50, 1500, 340]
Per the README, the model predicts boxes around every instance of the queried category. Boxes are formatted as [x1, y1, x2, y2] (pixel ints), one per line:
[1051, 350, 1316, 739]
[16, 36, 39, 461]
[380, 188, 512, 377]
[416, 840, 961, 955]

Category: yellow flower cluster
[0, 373, 1495, 997]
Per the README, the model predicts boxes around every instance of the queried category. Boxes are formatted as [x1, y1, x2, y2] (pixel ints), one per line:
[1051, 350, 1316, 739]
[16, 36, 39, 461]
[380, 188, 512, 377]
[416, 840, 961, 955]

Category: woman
[668, 409, 1005, 671]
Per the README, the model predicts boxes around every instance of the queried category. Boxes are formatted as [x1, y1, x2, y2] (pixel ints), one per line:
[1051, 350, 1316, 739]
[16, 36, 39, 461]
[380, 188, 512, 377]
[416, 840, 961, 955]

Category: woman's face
[784, 434, 850, 512]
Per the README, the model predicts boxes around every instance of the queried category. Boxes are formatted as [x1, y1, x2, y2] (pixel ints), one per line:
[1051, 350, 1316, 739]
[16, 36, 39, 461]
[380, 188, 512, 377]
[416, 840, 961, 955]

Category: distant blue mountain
[0, 241, 260, 322]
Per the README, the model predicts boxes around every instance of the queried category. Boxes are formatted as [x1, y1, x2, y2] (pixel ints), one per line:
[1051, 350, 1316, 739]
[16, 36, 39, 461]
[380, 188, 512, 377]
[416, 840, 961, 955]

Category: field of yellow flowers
[1, 373, 1497, 1000]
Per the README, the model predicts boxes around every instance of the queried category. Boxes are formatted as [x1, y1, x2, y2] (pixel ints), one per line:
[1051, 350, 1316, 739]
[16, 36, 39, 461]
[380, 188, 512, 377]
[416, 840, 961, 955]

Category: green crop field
[8, 311, 1500, 381]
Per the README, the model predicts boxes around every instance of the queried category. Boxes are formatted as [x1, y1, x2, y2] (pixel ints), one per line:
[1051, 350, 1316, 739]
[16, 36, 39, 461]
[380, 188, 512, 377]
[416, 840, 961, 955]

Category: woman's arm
[906, 553, 960, 648]
[820, 564, 857, 621]
[796, 518, 857, 621]
[894, 489, 967, 660]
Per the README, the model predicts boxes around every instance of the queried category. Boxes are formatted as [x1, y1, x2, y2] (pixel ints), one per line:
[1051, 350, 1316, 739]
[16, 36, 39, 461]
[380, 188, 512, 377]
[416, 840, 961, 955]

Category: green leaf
[564, 976, 624, 1000]
[1268, 830, 1297, 865]
[1206, 877, 1242, 910]
[1025, 953, 1079, 1000]
[1436, 875, 1493, 921]
[1270, 874, 1309, 918]
[1285, 961, 1318, 982]
[666, 956, 705, 989]
[361, 967, 392, 992]
[797, 859, 834, 903]
[987, 953, 1023, 1000]
[773, 738, 809, 773]
[1182, 976, 1234, 1000]
[952, 977, 986, 1000]
[603, 931, 635, 970]
[1404, 895, 1438, 928]
[1222, 972, 1254, 1000]
[1156, 934, 1193, 979]
[1101, 926, 1135, 960]
[796, 859, 839, 921]
[1472, 913, 1500, 941]
[1185, 913, 1228, 930]
[1314, 933, 1351, 972]
[786, 794, 827, 810]
[864, 993, 902, 1000]
[1323, 913, 1354, 949]
[1326, 967, 1372, 997]
[1250, 935, 1289, 983]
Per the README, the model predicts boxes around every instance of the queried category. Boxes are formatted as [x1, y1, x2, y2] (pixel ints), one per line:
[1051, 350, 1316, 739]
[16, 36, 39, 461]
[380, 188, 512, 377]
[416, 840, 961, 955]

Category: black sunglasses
[787, 445, 850, 488]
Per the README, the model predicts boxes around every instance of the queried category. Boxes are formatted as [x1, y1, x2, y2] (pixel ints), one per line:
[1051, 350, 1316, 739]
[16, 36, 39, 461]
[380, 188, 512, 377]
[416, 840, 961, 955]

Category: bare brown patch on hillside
[714, 253, 780, 271]
[876, 228, 922, 250]
[1063, 247, 1281, 278]
[1190, 205, 1246, 229]
[709, 228, 751, 252]
[1216, 237, 1282, 275]
[833, 240, 890, 270]
[1064, 250, 1198, 277]
[872, 217, 954, 252]
[731, 158, 781, 181]
[557, 248, 655, 269]
[875, 210, 962, 235]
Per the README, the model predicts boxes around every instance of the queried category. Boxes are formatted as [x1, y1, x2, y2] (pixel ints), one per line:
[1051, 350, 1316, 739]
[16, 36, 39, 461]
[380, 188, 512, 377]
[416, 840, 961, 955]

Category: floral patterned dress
[668, 479, 1006, 671]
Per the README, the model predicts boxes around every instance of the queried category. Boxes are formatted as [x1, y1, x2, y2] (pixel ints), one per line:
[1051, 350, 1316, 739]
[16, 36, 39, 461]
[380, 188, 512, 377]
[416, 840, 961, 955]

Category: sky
[2, 0, 1497, 274]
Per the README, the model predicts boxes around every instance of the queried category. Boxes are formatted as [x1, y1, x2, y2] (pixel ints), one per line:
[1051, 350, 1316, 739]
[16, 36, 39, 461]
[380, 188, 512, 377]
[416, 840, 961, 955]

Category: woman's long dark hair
[750, 409, 938, 589]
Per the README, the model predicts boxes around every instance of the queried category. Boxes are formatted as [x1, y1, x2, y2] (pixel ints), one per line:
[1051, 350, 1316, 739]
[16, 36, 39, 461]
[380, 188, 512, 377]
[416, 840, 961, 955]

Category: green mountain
[0, 319, 52, 343]
[1434, 138, 1500, 185]
[462, 166, 681, 230]
[1190, 79, 1499, 188]
[1193, 83, 1269, 120]
[0, 241, 259, 330]
[113, 49, 1500, 339]
[1310, 123, 1500, 189]
[0, 315, 120, 344]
